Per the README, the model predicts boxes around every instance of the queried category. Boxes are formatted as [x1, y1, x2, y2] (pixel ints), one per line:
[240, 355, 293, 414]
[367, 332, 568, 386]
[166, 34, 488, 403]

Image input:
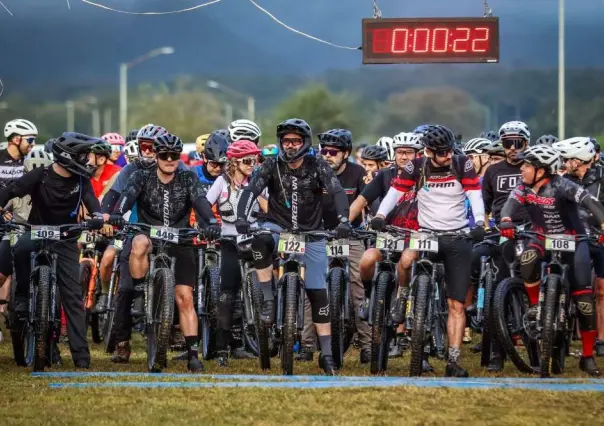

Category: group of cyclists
[1, 114, 604, 378]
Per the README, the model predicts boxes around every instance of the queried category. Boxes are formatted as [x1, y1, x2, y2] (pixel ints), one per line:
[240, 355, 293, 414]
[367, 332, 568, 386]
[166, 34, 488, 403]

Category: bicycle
[102, 232, 125, 354]
[3, 220, 102, 372]
[405, 228, 471, 376]
[121, 222, 202, 373]
[197, 237, 221, 361]
[78, 231, 107, 344]
[493, 229, 583, 376]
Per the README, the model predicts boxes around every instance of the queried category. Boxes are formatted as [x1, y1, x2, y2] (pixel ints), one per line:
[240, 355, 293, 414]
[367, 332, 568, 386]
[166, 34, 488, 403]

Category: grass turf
[0, 332, 602, 425]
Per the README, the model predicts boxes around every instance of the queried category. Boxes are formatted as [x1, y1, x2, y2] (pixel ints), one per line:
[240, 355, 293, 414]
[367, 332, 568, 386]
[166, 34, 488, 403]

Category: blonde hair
[225, 159, 239, 185]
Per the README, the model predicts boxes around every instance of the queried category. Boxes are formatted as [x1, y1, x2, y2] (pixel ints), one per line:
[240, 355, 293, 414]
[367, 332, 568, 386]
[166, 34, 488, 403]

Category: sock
[318, 335, 332, 357]
[185, 336, 199, 360]
[260, 280, 274, 301]
[525, 285, 540, 306]
[101, 280, 110, 294]
[581, 330, 597, 358]
[362, 279, 372, 299]
[448, 346, 461, 363]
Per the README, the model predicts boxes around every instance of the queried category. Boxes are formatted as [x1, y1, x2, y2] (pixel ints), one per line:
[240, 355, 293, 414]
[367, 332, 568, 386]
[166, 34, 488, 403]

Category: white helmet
[4, 119, 38, 138]
[517, 145, 561, 174]
[376, 137, 394, 161]
[552, 137, 595, 162]
[499, 121, 530, 143]
[24, 149, 53, 172]
[228, 119, 261, 143]
[124, 140, 139, 159]
[393, 132, 422, 150]
[463, 138, 492, 154]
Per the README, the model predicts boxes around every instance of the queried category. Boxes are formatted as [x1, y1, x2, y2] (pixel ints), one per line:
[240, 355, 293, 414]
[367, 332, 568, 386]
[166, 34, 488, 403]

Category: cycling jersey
[114, 168, 214, 228]
[192, 164, 220, 224]
[0, 165, 100, 225]
[0, 148, 24, 188]
[501, 175, 604, 234]
[323, 161, 365, 229]
[565, 167, 604, 229]
[378, 156, 484, 231]
[91, 163, 122, 199]
[482, 160, 528, 224]
[238, 155, 349, 231]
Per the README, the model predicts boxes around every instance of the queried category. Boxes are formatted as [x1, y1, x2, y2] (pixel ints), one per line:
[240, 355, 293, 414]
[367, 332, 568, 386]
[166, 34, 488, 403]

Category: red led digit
[431, 27, 449, 53]
[472, 27, 490, 52]
[372, 28, 392, 54]
[412, 27, 430, 53]
[452, 27, 471, 52]
[392, 28, 409, 53]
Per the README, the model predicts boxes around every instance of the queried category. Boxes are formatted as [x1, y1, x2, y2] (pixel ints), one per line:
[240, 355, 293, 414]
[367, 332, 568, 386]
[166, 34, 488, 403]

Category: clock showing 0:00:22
[362, 17, 500, 64]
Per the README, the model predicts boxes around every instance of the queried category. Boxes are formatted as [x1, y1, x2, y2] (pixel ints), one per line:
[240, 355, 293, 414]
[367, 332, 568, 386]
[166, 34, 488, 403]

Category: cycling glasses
[139, 139, 154, 154]
[207, 160, 225, 169]
[22, 137, 36, 145]
[239, 158, 257, 167]
[320, 148, 341, 157]
[157, 151, 180, 161]
[281, 137, 304, 147]
[501, 139, 527, 150]
[429, 148, 452, 158]
[110, 144, 123, 153]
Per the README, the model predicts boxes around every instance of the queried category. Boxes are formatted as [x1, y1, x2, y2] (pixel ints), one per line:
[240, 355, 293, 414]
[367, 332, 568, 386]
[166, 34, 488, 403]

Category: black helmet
[485, 141, 505, 157]
[212, 129, 231, 144]
[44, 138, 56, 153]
[125, 129, 139, 143]
[277, 118, 313, 163]
[154, 133, 183, 153]
[420, 124, 456, 151]
[535, 134, 559, 147]
[90, 140, 112, 157]
[52, 132, 101, 178]
[318, 129, 353, 152]
[204, 132, 229, 163]
[480, 130, 499, 142]
[360, 145, 388, 162]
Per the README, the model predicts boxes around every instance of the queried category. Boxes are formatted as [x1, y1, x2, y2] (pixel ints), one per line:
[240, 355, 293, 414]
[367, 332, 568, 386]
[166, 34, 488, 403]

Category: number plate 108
[545, 235, 575, 252]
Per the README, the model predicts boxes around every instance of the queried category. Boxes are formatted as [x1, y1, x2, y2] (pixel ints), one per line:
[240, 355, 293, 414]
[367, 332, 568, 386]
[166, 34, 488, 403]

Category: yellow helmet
[196, 134, 210, 154]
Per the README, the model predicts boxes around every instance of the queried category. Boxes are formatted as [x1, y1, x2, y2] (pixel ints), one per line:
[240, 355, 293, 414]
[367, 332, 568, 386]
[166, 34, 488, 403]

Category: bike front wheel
[370, 272, 395, 375]
[33, 266, 52, 372]
[146, 268, 175, 373]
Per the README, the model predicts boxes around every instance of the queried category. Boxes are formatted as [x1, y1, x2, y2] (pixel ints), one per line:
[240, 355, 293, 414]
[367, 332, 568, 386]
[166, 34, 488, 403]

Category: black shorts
[141, 236, 197, 287]
[429, 236, 473, 303]
[0, 238, 13, 277]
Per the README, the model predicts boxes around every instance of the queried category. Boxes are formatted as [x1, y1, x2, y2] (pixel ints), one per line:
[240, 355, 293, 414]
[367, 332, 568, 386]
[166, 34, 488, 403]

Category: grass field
[0, 331, 602, 425]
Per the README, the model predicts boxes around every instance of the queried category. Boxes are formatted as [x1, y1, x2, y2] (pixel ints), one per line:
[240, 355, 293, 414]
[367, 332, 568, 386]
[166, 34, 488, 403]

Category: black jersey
[323, 161, 365, 229]
[0, 149, 24, 189]
[482, 160, 529, 224]
[238, 155, 349, 231]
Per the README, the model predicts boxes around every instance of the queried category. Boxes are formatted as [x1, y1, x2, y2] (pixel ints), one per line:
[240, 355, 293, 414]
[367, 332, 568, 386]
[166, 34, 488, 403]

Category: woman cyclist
[205, 140, 267, 367]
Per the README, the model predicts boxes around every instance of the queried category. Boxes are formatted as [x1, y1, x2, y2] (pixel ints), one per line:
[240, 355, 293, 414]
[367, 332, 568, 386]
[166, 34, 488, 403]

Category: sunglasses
[110, 145, 123, 153]
[395, 149, 416, 157]
[431, 148, 452, 158]
[502, 139, 526, 150]
[208, 160, 225, 169]
[22, 137, 36, 145]
[320, 148, 341, 157]
[157, 151, 180, 161]
[139, 140, 154, 153]
[281, 138, 303, 147]
[239, 158, 257, 166]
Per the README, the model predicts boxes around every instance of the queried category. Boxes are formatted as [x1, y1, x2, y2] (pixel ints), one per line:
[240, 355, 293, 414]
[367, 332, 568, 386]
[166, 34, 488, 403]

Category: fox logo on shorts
[252, 250, 263, 260]
[318, 305, 329, 316]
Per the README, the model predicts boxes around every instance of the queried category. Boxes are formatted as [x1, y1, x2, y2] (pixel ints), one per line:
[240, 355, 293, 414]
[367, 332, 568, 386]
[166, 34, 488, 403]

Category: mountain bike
[197, 237, 221, 360]
[78, 231, 106, 344]
[102, 232, 125, 354]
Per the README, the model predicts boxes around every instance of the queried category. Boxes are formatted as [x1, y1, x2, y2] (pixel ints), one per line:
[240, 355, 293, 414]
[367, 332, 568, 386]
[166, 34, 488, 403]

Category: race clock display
[362, 17, 499, 64]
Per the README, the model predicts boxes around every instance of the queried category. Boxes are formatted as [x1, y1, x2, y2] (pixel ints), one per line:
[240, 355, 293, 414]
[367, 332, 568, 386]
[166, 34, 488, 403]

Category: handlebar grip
[86, 219, 104, 230]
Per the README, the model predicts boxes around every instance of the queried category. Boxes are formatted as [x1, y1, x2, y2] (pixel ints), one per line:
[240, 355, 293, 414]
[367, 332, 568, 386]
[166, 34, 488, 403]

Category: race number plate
[150, 226, 179, 243]
[31, 226, 60, 241]
[375, 232, 405, 252]
[278, 233, 306, 254]
[113, 239, 124, 250]
[78, 230, 97, 245]
[326, 240, 350, 257]
[409, 232, 439, 253]
[545, 234, 575, 252]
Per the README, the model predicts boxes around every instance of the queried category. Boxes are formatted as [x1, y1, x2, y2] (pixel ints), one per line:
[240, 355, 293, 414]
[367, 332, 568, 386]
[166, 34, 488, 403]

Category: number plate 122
[278, 233, 306, 254]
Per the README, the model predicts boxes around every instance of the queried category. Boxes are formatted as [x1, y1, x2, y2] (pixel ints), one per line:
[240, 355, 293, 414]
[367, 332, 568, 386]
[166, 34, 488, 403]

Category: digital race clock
[362, 17, 499, 64]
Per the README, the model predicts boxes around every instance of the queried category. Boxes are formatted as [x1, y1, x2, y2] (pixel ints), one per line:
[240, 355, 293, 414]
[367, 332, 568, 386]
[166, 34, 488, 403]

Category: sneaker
[110, 341, 131, 363]
[92, 294, 108, 314]
[231, 346, 255, 359]
[445, 361, 469, 377]
[579, 356, 601, 377]
[216, 351, 229, 368]
[260, 300, 275, 325]
[188, 356, 204, 373]
[360, 348, 371, 364]
[487, 354, 503, 372]
[358, 298, 369, 321]
[463, 327, 472, 344]
[296, 347, 314, 362]
[320, 354, 338, 376]
[388, 340, 403, 359]
[390, 290, 408, 324]
[172, 351, 188, 361]
[595, 340, 604, 357]
[422, 359, 435, 373]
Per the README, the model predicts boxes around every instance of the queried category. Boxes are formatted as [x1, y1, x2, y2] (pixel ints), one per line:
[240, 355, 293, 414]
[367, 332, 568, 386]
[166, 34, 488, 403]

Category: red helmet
[227, 140, 261, 159]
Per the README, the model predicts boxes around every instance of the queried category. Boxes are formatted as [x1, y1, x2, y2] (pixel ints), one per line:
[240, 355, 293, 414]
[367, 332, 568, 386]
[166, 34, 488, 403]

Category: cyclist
[359, 145, 389, 184]
[485, 140, 506, 165]
[228, 119, 262, 145]
[373, 124, 486, 377]
[376, 136, 394, 166]
[190, 133, 209, 166]
[463, 138, 492, 178]
[499, 145, 604, 376]
[315, 128, 370, 363]
[124, 140, 139, 164]
[101, 133, 126, 166]
[89, 141, 122, 201]
[205, 140, 265, 367]
[553, 137, 604, 357]
[0, 132, 104, 368]
[234, 118, 352, 375]
[109, 133, 220, 373]
[193, 131, 229, 192]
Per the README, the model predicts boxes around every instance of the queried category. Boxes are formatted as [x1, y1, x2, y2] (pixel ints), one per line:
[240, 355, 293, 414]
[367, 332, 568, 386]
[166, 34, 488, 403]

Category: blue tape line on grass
[48, 379, 604, 391]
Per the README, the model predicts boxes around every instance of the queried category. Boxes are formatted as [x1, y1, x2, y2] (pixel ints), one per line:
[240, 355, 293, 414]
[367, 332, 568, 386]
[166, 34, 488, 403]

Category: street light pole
[558, 0, 565, 139]
[118, 47, 175, 136]
[66, 100, 75, 132]
[207, 80, 256, 122]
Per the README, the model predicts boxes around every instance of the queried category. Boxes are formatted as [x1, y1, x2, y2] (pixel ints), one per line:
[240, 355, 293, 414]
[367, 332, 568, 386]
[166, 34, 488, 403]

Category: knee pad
[251, 234, 275, 270]
[573, 290, 597, 331]
[306, 289, 330, 324]
[519, 247, 541, 282]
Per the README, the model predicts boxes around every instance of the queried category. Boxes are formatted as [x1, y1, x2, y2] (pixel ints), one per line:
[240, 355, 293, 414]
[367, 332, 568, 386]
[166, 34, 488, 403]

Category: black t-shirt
[360, 166, 396, 215]
[482, 160, 528, 223]
[323, 161, 365, 229]
[0, 166, 100, 225]
[0, 148, 24, 189]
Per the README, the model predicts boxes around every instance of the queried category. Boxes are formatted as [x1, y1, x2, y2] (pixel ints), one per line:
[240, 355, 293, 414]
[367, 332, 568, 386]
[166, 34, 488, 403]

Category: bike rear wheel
[540, 275, 561, 378]
[370, 272, 394, 375]
[10, 278, 35, 367]
[200, 265, 220, 360]
[281, 272, 298, 376]
[248, 271, 271, 370]
[147, 268, 175, 373]
[409, 273, 430, 377]
[33, 266, 51, 372]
